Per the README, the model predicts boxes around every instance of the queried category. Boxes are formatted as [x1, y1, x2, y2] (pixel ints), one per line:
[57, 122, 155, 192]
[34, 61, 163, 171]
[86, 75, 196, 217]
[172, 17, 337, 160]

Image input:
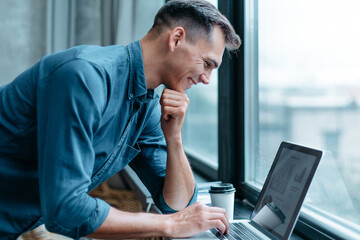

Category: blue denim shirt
[0, 41, 197, 239]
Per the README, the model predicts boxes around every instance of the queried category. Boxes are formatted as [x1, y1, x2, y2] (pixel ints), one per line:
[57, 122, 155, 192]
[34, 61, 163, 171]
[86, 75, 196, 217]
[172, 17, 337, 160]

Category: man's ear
[168, 27, 185, 52]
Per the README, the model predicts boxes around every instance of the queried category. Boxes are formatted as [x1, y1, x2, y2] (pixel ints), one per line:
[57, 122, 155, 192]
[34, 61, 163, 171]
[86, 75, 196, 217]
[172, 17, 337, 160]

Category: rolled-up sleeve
[36, 59, 110, 238]
[129, 100, 198, 214]
[156, 184, 198, 214]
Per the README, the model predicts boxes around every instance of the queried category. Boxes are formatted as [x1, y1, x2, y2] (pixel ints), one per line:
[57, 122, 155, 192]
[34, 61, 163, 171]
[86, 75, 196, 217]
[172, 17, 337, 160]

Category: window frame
[217, 0, 245, 185]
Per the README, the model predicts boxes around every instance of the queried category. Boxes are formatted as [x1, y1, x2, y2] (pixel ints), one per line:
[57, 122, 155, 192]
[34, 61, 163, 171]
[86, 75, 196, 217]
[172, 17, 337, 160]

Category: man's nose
[200, 73, 211, 85]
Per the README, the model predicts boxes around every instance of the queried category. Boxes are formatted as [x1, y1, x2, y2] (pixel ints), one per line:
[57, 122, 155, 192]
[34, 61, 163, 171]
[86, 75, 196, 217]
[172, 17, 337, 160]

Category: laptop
[187, 141, 322, 240]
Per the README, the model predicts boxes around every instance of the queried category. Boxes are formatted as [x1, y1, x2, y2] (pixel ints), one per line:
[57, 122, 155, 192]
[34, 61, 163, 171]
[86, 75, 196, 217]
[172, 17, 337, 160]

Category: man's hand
[160, 88, 189, 141]
[165, 202, 230, 238]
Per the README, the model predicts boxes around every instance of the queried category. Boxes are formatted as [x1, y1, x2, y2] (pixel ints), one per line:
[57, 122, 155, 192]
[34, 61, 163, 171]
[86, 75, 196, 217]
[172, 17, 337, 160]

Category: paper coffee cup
[209, 183, 236, 220]
[252, 202, 286, 230]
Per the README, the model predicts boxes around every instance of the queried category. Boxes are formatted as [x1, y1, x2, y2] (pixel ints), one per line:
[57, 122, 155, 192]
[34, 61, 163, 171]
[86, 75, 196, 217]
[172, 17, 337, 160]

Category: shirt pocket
[110, 143, 140, 175]
[90, 143, 140, 189]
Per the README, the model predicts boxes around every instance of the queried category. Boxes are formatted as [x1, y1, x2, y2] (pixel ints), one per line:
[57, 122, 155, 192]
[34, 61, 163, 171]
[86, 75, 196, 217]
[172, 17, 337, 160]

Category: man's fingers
[162, 113, 170, 121]
[161, 104, 188, 119]
[162, 88, 185, 96]
[206, 209, 229, 234]
[161, 92, 183, 101]
[160, 93, 182, 103]
[161, 106, 176, 118]
[193, 203, 229, 234]
[161, 98, 182, 107]
[208, 219, 227, 235]
[167, 202, 230, 238]
[161, 89, 189, 103]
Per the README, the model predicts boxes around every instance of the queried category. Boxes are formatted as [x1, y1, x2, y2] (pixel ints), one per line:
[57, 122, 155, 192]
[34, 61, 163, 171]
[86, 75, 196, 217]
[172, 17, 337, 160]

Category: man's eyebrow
[208, 58, 219, 68]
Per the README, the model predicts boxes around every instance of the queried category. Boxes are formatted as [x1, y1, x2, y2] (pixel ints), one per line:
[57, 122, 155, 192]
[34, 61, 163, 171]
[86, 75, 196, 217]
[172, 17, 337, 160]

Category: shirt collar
[126, 40, 154, 102]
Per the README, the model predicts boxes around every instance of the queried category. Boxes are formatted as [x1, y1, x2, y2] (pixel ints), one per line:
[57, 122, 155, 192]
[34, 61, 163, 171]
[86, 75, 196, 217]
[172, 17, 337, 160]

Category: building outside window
[244, 0, 360, 236]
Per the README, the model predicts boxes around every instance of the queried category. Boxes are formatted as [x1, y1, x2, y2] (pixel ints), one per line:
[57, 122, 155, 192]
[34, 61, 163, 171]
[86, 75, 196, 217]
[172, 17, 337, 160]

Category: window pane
[245, 0, 360, 230]
[183, 69, 218, 165]
[183, 0, 219, 166]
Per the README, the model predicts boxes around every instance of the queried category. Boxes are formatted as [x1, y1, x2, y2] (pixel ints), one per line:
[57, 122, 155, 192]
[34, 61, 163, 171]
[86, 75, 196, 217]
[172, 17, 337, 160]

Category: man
[0, 0, 241, 239]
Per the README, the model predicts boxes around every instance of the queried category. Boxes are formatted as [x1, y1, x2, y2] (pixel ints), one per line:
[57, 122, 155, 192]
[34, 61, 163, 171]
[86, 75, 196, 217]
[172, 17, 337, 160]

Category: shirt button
[130, 93, 134, 98]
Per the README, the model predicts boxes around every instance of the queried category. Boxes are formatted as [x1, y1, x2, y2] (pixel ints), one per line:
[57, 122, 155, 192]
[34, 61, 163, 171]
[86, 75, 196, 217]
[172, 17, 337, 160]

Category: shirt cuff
[47, 198, 111, 239]
[156, 184, 198, 214]
[83, 198, 111, 237]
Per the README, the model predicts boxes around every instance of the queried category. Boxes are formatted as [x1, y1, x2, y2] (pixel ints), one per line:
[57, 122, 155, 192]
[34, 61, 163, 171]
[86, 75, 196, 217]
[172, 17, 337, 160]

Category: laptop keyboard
[210, 222, 264, 240]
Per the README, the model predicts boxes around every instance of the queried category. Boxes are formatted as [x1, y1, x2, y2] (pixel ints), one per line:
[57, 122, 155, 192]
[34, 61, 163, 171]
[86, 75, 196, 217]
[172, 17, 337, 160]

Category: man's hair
[150, 0, 241, 51]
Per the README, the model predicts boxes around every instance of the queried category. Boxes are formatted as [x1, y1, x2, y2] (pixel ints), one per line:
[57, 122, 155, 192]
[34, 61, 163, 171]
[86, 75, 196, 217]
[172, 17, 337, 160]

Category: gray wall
[0, 0, 47, 85]
[0, 0, 164, 86]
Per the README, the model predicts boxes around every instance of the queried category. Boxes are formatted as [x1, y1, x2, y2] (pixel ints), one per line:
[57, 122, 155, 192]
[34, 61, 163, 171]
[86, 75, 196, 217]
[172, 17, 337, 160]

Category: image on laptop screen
[250, 142, 322, 240]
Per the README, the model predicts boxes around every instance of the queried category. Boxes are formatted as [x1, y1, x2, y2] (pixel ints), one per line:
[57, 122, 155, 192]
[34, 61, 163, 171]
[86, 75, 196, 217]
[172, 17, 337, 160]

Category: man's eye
[205, 61, 211, 68]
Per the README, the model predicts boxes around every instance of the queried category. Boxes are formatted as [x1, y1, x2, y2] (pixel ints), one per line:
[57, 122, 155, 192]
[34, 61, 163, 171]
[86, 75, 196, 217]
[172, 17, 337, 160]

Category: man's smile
[187, 77, 197, 88]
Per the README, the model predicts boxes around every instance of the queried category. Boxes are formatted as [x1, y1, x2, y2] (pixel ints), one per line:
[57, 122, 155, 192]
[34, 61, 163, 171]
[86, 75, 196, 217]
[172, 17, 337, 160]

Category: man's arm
[88, 202, 228, 239]
[159, 88, 195, 210]
[88, 88, 229, 238]
[37, 61, 110, 238]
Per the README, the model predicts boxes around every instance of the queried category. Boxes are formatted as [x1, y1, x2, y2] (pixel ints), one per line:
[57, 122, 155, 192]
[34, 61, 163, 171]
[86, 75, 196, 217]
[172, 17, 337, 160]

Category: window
[182, 0, 218, 177]
[244, 0, 360, 237]
[182, 0, 219, 176]
[183, 69, 219, 167]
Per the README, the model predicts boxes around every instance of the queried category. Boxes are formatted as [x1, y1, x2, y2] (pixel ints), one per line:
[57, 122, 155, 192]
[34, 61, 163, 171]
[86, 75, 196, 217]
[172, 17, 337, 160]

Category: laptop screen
[250, 142, 322, 240]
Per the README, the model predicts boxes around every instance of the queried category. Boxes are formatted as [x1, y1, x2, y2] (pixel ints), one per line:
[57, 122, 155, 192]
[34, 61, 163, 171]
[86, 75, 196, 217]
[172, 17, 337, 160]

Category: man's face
[164, 26, 226, 92]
